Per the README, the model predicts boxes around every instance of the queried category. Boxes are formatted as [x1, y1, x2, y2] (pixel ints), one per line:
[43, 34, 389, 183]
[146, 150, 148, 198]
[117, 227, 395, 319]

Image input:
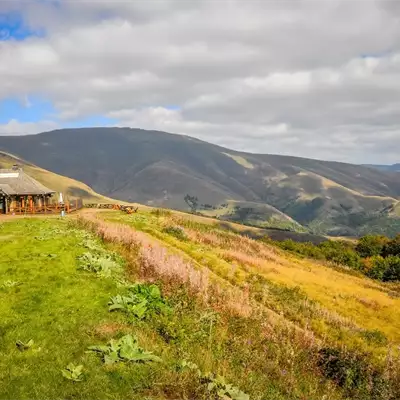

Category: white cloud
[0, 119, 59, 136]
[0, 0, 399, 163]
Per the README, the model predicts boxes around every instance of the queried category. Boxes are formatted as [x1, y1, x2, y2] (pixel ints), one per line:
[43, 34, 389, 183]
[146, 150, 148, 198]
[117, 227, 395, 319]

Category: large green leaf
[61, 363, 84, 382]
[87, 335, 162, 365]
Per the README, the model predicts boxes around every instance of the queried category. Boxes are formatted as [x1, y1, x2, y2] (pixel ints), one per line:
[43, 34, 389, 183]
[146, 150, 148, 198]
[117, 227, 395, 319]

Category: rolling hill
[0, 127, 399, 236]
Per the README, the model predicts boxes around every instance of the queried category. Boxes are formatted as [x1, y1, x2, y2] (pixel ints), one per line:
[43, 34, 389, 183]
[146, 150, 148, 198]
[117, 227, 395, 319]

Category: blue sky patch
[0, 12, 45, 41]
[0, 95, 118, 129]
[0, 97, 56, 123]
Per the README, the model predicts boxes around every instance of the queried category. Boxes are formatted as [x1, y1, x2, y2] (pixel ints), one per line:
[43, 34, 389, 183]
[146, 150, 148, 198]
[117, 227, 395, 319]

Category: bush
[356, 235, 389, 258]
[383, 235, 400, 257]
[162, 226, 188, 241]
[317, 347, 387, 396]
[319, 241, 362, 270]
[277, 240, 325, 259]
[382, 256, 400, 282]
[363, 256, 388, 280]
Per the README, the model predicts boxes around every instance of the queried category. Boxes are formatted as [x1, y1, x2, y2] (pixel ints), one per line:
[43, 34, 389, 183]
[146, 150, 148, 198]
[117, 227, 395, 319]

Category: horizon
[1, 1, 400, 164]
[0, 126, 398, 167]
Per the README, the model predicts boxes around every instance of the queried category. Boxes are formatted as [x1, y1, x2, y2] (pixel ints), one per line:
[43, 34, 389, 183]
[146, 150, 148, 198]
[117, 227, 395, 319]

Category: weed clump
[88, 334, 162, 365]
[78, 252, 122, 278]
[151, 208, 172, 217]
[61, 364, 84, 382]
[108, 283, 171, 320]
[179, 360, 249, 400]
[162, 225, 188, 241]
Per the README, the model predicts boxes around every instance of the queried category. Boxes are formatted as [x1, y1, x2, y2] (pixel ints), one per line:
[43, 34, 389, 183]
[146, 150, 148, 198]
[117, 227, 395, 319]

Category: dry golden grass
[260, 255, 400, 344]
[98, 208, 400, 353]
[181, 220, 400, 346]
[78, 211, 253, 318]
[75, 208, 400, 398]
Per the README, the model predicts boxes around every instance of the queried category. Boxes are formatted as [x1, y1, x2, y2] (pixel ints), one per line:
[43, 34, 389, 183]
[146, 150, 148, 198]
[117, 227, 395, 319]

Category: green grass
[1, 214, 399, 399]
[0, 219, 296, 399]
[0, 219, 139, 399]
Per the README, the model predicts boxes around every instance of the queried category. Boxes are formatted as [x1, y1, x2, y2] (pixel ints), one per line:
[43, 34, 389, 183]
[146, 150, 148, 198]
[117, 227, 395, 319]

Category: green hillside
[0, 128, 399, 236]
[1, 209, 399, 399]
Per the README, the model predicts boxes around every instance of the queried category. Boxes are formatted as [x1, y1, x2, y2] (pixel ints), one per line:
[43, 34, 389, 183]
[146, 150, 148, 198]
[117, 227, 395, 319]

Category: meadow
[0, 211, 399, 399]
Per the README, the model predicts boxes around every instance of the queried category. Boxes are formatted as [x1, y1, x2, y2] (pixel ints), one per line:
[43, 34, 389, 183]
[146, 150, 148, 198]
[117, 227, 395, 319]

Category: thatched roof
[0, 168, 55, 196]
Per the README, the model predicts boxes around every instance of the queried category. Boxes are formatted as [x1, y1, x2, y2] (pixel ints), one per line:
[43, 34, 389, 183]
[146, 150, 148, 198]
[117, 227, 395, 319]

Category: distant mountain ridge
[0, 127, 399, 236]
[364, 164, 400, 172]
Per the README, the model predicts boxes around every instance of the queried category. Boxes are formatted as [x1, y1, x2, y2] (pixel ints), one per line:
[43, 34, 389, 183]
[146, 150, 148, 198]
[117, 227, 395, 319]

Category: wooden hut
[0, 165, 55, 214]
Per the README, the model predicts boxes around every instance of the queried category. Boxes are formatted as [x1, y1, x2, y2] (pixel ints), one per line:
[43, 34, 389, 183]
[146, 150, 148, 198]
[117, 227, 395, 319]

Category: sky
[0, 0, 399, 164]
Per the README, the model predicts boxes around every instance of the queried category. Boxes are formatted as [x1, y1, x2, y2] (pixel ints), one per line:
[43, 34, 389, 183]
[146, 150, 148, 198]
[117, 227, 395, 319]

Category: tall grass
[76, 215, 252, 317]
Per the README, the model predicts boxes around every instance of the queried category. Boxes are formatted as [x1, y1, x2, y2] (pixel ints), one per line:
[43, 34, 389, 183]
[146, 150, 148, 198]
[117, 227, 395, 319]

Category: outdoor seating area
[0, 165, 82, 215]
[9, 199, 83, 215]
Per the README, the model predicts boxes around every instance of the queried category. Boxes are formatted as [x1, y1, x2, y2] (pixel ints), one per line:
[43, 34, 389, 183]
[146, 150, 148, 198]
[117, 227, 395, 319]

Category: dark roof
[0, 168, 55, 196]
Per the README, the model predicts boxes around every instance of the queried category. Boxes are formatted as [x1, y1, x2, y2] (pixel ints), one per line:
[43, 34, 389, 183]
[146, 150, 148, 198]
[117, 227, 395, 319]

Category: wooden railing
[10, 199, 83, 215]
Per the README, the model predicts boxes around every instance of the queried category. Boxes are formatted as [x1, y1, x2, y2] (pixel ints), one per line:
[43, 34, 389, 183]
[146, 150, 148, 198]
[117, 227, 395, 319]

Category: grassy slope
[103, 210, 400, 350]
[0, 151, 114, 203]
[0, 218, 338, 400]
[1, 211, 399, 399]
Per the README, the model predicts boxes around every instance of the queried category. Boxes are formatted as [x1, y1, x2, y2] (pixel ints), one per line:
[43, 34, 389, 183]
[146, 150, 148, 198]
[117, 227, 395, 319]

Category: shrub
[318, 347, 387, 399]
[356, 235, 389, 258]
[382, 256, 400, 282]
[363, 256, 388, 280]
[162, 226, 188, 241]
[320, 242, 362, 270]
[383, 235, 400, 257]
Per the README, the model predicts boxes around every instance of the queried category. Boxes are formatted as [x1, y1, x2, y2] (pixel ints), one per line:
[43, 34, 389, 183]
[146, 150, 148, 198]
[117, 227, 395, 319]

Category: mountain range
[0, 127, 399, 237]
[364, 164, 400, 172]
